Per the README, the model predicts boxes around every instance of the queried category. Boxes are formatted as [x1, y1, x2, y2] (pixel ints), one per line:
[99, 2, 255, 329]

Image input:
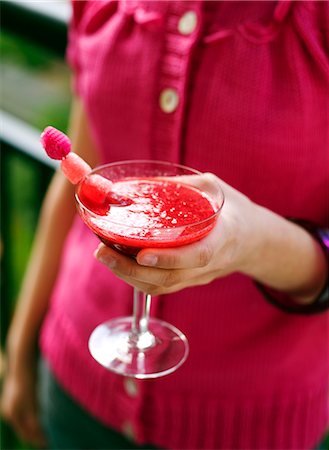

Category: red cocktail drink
[75, 161, 224, 378]
[40, 128, 225, 378]
[77, 177, 218, 256]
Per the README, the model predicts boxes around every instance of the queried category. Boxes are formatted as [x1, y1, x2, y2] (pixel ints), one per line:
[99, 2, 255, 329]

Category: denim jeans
[38, 358, 157, 450]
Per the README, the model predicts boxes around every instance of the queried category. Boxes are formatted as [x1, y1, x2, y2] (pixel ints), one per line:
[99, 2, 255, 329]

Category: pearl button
[122, 421, 135, 441]
[178, 11, 197, 35]
[123, 377, 138, 397]
[159, 88, 179, 113]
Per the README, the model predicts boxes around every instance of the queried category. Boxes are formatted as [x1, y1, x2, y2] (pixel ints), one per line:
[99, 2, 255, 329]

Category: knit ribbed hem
[40, 308, 328, 449]
[39, 308, 132, 437]
[143, 388, 328, 449]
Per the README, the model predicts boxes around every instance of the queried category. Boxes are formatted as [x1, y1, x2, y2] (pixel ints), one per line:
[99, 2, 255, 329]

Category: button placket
[119, 376, 142, 443]
[124, 377, 139, 397]
[122, 420, 136, 441]
[178, 10, 198, 35]
[151, 1, 203, 162]
[159, 88, 179, 113]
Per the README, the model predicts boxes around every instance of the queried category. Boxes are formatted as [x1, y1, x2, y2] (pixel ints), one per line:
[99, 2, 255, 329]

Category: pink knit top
[40, 1, 329, 448]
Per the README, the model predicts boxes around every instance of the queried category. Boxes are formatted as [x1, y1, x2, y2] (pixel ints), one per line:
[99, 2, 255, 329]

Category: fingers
[1, 376, 47, 447]
[1, 400, 47, 447]
[137, 240, 214, 270]
[95, 244, 181, 284]
[11, 411, 46, 447]
[95, 244, 202, 294]
[95, 243, 224, 295]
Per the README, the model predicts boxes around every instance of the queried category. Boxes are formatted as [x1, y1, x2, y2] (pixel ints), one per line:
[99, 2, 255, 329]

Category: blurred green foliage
[1, 30, 71, 131]
[1, 30, 52, 69]
[0, 26, 69, 313]
[4, 154, 53, 299]
[1, 149, 54, 450]
[1, 27, 69, 450]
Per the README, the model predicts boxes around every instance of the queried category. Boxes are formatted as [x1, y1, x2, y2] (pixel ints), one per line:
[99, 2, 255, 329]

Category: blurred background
[1, 1, 71, 448]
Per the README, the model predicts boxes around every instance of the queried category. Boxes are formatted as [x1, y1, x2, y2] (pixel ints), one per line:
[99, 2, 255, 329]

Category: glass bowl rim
[75, 159, 225, 230]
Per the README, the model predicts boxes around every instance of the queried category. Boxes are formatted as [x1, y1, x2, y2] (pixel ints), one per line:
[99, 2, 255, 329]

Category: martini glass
[75, 160, 224, 378]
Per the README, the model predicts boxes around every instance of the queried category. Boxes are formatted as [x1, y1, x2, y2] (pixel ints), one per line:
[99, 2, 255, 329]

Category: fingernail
[94, 248, 116, 268]
[140, 254, 158, 266]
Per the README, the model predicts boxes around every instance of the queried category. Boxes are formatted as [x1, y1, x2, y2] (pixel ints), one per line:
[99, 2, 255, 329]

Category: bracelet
[255, 220, 329, 315]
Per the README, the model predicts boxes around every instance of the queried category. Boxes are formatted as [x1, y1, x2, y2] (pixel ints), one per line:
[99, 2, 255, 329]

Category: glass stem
[132, 289, 152, 335]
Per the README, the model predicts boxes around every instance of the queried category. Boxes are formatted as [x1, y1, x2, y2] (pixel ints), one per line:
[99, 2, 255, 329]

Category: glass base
[88, 317, 189, 379]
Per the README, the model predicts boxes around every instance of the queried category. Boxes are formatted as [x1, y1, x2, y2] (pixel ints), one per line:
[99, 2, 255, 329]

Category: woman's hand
[1, 357, 46, 447]
[94, 174, 258, 296]
[94, 172, 327, 303]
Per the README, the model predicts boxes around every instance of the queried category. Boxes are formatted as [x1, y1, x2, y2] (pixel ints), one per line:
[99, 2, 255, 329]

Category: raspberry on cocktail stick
[40, 126, 116, 204]
[40, 126, 92, 184]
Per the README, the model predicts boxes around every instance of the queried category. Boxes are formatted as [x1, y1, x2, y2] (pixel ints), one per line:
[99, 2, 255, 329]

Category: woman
[1, 1, 328, 449]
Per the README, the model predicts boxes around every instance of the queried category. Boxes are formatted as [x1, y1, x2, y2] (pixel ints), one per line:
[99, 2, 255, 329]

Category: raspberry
[80, 174, 113, 204]
[40, 126, 71, 160]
